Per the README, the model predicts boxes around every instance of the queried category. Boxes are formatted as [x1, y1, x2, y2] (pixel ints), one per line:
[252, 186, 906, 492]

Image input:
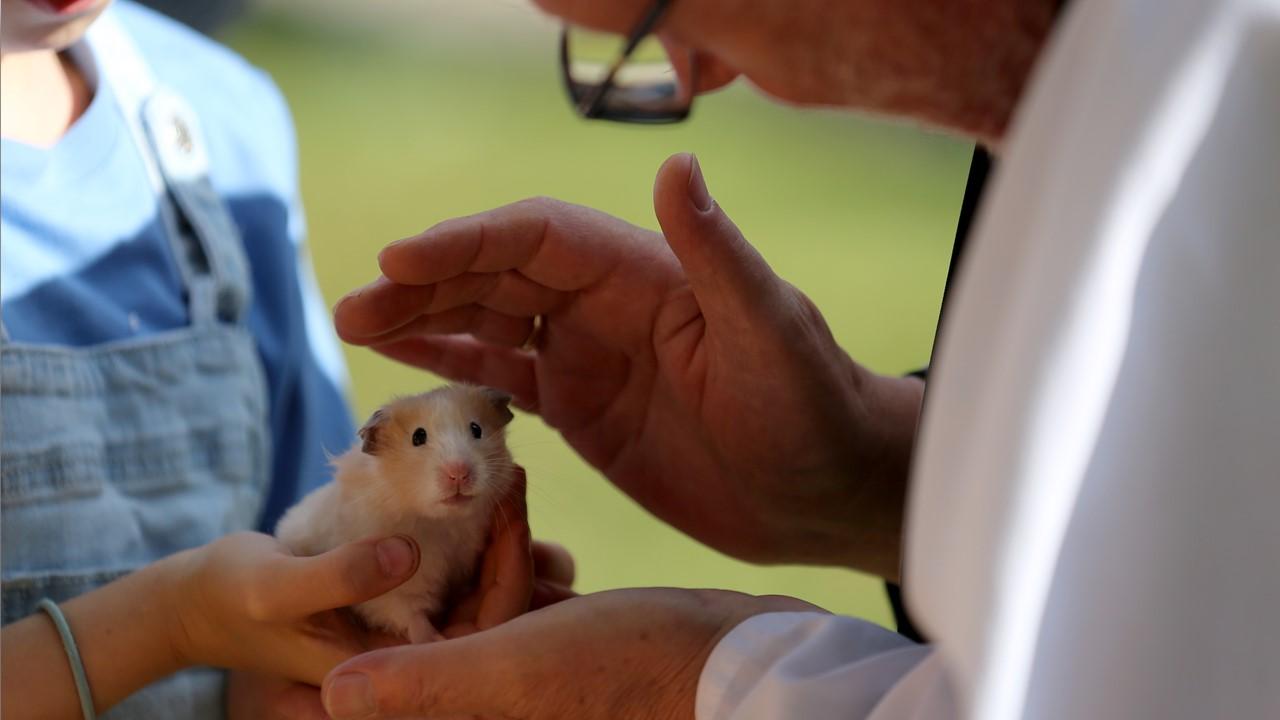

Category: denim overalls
[1, 13, 270, 717]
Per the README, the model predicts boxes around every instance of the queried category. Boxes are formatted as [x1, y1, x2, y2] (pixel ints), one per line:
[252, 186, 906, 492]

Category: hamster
[276, 384, 517, 643]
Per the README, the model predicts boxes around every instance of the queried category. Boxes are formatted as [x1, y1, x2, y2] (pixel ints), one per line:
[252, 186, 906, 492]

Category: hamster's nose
[440, 461, 474, 494]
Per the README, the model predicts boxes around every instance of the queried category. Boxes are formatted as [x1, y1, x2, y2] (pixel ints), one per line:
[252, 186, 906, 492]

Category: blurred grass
[224, 9, 971, 628]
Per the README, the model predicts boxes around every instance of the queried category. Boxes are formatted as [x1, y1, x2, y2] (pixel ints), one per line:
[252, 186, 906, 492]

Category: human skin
[0, 483, 536, 720]
[227, 540, 576, 720]
[0, 533, 421, 719]
[333, 0, 1057, 580]
[324, 2, 1060, 716]
[3, 5, 540, 718]
[226, 484, 578, 720]
[0, 0, 110, 149]
[534, 0, 1057, 145]
[336, 153, 924, 582]
[0, 0, 112, 53]
[323, 588, 823, 720]
[0, 0, 105, 148]
[3, 0, 1061, 716]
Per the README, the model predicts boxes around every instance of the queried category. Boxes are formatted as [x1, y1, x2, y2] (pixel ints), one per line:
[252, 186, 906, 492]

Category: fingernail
[376, 536, 414, 578]
[378, 237, 412, 263]
[324, 673, 375, 719]
[688, 153, 713, 212]
[333, 286, 364, 312]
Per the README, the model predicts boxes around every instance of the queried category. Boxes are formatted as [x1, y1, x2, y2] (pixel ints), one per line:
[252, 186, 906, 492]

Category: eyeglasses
[558, 0, 697, 123]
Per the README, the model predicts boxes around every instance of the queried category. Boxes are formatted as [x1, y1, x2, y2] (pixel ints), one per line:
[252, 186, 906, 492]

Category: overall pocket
[1, 334, 269, 625]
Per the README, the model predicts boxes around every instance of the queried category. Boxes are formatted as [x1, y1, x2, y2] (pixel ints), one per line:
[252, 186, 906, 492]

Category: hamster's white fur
[276, 385, 516, 642]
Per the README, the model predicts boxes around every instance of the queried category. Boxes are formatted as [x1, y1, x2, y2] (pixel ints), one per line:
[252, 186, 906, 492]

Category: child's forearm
[1, 552, 192, 719]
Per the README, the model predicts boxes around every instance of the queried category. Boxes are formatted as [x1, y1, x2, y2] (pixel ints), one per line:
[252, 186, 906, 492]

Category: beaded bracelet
[38, 598, 96, 720]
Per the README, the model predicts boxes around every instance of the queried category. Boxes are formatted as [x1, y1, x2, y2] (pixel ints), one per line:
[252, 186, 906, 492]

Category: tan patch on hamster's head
[357, 385, 515, 517]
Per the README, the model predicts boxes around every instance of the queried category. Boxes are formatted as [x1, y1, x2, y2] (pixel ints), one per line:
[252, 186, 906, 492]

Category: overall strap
[84, 12, 250, 326]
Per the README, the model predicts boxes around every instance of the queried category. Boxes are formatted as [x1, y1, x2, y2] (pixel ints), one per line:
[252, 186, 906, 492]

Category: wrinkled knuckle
[428, 216, 462, 235]
[779, 285, 832, 335]
[520, 195, 561, 213]
[795, 288, 822, 318]
[399, 676, 447, 716]
[240, 583, 276, 622]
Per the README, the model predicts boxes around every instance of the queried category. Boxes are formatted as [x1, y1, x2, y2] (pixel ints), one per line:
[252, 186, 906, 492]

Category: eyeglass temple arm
[578, 0, 676, 116]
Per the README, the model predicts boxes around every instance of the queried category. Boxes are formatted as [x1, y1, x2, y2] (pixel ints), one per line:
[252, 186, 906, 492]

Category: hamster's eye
[412, 428, 427, 446]
[469, 421, 483, 439]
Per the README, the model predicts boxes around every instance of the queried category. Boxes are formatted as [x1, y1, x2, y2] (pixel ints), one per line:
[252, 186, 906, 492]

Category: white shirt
[696, 0, 1280, 717]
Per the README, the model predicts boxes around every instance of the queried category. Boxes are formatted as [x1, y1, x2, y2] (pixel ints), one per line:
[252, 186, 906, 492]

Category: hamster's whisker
[494, 499, 515, 534]
[488, 476, 555, 509]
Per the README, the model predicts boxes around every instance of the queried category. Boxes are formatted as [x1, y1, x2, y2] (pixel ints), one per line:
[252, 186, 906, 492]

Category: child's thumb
[265, 535, 420, 620]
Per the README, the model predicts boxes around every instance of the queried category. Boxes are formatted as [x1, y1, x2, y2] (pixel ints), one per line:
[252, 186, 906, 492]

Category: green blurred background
[220, 0, 972, 628]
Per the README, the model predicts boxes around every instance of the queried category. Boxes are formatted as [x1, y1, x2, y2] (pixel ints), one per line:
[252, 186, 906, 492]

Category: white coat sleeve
[695, 612, 957, 720]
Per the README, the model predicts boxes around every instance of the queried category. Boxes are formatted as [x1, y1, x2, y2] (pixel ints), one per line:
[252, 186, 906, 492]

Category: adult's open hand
[335, 154, 922, 578]
[320, 588, 821, 720]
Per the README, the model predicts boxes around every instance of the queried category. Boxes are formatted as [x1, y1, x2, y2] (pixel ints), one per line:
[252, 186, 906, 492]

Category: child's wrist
[153, 548, 204, 671]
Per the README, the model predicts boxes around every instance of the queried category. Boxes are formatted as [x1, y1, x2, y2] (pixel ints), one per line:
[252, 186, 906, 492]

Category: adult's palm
[334, 154, 919, 574]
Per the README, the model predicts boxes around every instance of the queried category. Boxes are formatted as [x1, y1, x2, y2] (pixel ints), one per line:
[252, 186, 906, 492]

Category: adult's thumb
[653, 153, 781, 322]
[322, 638, 508, 719]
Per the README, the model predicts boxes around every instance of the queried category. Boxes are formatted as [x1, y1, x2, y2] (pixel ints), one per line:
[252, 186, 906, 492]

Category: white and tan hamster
[276, 384, 517, 642]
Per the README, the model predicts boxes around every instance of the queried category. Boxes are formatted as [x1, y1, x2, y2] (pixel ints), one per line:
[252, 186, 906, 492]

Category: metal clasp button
[172, 117, 194, 155]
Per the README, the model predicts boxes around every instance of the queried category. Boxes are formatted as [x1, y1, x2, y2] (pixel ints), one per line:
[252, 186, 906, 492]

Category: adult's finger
[373, 198, 639, 292]
[252, 536, 420, 621]
[370, 337, 539, 411]
[226, 672, 329, 720]
[531, 580, 578, 609]
[335, 272, 566, 343]
[322, 635, 519, 720]
[274, 684, 328, 720]
[652, 153, 782, 326]
[474, 469, 532, 631]
[531, 541, 575, 587]
[333, 277, 438, 342]
[362, 305, 536, 349]
[445, 469, 532, 638]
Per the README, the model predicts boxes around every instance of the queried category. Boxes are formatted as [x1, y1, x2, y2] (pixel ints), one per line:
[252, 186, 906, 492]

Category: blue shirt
[0, 1, 352, 531]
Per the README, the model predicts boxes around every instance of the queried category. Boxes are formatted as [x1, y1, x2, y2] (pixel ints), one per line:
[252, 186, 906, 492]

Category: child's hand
[225, 471, 565, 720]
[166, 531, 420, 685]
[225, 534, 575, 720]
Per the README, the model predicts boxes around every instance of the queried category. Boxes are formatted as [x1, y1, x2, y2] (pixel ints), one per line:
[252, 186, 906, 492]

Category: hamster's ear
[358, 408, 389, 455]
[481, 387, 514, 426]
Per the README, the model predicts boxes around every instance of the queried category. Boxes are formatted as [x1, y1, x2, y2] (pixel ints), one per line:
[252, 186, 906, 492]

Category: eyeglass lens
[558, 2, 695, 123]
